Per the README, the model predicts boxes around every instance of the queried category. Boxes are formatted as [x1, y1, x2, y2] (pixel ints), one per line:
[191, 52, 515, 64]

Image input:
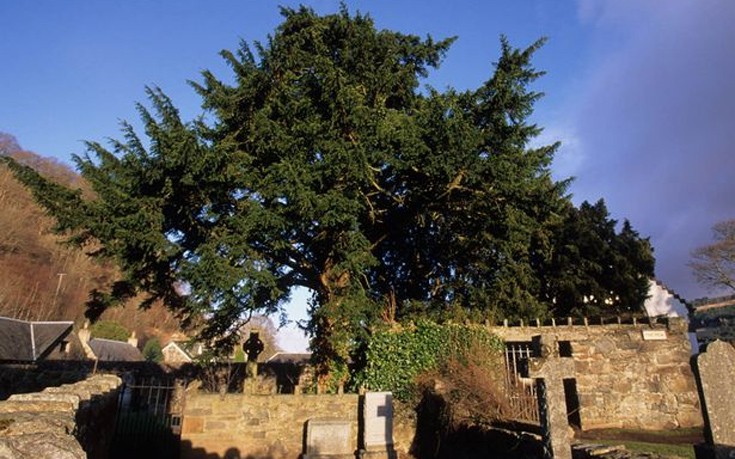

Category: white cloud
[535, 125, 585, 181]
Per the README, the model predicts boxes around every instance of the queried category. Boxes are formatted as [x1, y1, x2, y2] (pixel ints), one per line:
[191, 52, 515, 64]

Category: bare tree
[690, 219, 735, 292]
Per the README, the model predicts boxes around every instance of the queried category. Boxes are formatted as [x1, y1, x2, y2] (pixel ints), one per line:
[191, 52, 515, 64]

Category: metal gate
[503, 342, 540, 424]
[110, 377, 183, 459]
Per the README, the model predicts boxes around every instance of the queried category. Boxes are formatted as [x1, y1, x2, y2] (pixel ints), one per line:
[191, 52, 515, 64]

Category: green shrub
[142, 338, 163, 362]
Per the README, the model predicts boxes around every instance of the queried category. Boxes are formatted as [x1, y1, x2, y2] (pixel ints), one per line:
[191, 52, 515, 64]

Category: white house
[643, 279, 698, 354]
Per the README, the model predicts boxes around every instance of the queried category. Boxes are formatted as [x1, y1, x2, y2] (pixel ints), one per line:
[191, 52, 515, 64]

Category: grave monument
[697, 340, 735, 459]
[361, 392, 397, 459]
[303, 418, 355, 459]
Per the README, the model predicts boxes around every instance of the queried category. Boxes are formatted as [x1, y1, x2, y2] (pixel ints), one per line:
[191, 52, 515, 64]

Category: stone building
[492, 316, 703, 431]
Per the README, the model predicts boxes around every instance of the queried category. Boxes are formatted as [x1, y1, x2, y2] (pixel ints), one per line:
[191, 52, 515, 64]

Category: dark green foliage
[90, 320, 130, 341]
[1, 6, 654, 379]
[538, 200, 655, 316]
[142, 338, 163, 362]
[352, 321, 504, 400]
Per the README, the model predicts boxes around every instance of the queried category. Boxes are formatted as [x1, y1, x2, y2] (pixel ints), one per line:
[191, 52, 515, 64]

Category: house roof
[0, 316, 73, 362]
[88, 338, 143, 361]
[162, 341, 193, 362]
[652, 279, 691, 308]
[162, 340, 205, 361]
[691, 294, 735, 312]
[267, 352, 312, 364]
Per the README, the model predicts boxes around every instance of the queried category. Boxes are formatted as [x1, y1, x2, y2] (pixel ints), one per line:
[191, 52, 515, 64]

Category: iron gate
[110, 377, 183, 459]
[503, 342, 540, 424]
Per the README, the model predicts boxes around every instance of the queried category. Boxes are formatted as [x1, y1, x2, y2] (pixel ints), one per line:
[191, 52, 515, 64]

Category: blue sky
[2, 1, 734, 351]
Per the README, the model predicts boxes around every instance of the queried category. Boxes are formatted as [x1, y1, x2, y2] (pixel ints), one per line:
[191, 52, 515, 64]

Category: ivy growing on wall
[352, 320, 504, 400]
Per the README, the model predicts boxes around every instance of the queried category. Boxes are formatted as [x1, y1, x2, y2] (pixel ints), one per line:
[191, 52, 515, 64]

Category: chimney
[128, 331, 139, 349]
[78, 320, 91, 343]
[78, 320, 96, 359]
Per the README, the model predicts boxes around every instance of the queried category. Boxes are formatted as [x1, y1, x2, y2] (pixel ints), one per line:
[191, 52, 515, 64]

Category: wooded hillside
[0, 133, 178, 340]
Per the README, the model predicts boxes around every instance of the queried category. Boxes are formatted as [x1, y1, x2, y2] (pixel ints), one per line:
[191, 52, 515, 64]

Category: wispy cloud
[535, 124, 584, 182]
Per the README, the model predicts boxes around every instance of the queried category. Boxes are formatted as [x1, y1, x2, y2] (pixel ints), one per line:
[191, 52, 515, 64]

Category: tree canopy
[2, 6, 655, 379]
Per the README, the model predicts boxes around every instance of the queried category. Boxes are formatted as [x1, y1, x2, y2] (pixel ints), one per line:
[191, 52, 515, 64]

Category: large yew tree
[3, 7, 654, 378]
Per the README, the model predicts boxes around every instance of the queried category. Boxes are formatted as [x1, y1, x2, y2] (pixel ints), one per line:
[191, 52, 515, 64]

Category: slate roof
[0, 316, 73, 362]
[88, 338, 144, 362]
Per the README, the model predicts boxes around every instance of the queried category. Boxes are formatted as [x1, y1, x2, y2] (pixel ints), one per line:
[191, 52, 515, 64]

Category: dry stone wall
[0, 373, 122, 459]
[490, 317, 703, 430]
[181, 392, 360, 459]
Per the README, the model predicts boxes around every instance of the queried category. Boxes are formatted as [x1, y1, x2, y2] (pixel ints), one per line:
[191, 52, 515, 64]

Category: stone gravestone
[521, 334, 575, 459]
[697, 340, 735, 458]
[362, 392, 397, 459]
[303, 418, 355, 459]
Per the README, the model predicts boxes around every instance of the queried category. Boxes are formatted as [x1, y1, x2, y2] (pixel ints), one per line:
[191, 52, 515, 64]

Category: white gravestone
[362, 392, 397, 458]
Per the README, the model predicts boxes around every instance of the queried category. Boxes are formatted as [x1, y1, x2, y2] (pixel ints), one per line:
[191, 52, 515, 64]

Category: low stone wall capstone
[0, 374, 122, 459]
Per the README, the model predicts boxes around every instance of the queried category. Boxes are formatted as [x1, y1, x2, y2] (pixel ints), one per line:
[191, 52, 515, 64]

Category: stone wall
[0, 360, 177, 400]
[490, 317, 703, 430]
[181, 392, 360, 459]
[0, 373, 122, 458]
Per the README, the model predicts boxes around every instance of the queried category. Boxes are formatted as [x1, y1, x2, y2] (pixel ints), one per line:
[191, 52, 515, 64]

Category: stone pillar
[521, 335, 575, 459]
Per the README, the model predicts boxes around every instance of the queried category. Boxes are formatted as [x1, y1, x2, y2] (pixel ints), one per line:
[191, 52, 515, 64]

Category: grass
[584, 427, 703, 440]
[594, 439, 695, 459]
[579, 428, 703, 459]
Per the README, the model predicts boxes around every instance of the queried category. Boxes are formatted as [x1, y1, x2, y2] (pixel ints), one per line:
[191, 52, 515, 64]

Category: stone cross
[243, 330, 264, 379]
[521, 334, 575, 459]
[697, 340, 735, 458]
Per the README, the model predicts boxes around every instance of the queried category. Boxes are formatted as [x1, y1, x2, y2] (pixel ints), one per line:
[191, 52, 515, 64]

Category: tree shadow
[181, 440, 275, 459]
[410, 390, 543, 459]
